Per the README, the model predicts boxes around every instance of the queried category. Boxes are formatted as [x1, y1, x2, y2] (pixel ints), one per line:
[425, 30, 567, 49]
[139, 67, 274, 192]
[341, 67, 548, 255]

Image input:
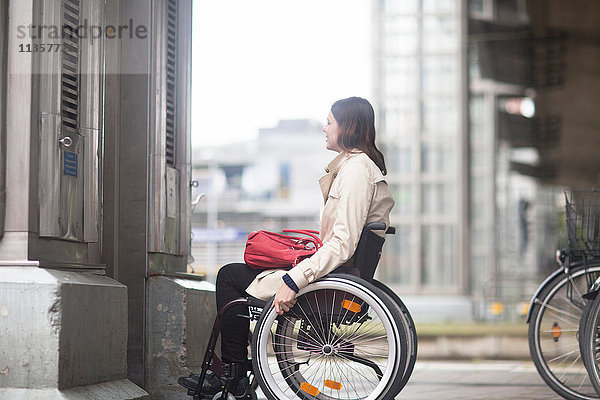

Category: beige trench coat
[245, 150, 395, 300]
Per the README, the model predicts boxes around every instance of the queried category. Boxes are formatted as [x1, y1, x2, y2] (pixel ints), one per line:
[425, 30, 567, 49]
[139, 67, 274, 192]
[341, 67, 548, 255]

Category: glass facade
[374, 0, 465, 293]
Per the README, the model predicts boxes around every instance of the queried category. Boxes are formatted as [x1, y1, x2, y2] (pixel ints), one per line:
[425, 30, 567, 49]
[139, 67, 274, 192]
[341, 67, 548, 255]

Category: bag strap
[294, 229, 320, 235]
[282, 229, 323, 247]
[258, 231, 319, 250]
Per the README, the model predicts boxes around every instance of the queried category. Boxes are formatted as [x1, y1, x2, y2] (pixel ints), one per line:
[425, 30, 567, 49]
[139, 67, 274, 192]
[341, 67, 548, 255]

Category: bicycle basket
[565, 189, 600, 256]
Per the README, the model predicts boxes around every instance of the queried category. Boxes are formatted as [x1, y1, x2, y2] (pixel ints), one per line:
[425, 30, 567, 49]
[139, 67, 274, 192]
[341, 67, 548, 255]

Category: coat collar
[318, 150, 362, 202]
[324, 149, 362, 174]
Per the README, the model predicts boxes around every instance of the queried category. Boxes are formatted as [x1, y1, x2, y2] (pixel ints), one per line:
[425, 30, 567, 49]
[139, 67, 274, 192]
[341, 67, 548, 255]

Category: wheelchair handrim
[255, 277, 401, 400]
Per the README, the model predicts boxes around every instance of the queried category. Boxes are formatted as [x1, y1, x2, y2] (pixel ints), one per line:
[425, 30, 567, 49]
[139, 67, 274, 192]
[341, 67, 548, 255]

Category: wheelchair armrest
[364, 221, 386, 232]
[363, 222, 395, 235]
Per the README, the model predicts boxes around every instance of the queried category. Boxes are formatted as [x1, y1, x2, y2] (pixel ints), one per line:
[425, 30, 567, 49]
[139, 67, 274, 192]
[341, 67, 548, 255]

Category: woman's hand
[273, 283, 297, 315]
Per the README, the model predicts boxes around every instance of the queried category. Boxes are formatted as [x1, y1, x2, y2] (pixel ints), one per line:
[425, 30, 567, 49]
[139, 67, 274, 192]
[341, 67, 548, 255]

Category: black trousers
[215, 263, 262, 363]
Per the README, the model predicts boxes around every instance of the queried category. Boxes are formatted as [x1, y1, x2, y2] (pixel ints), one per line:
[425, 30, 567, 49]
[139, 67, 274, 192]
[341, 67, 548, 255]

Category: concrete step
[415, 323, 530, 360]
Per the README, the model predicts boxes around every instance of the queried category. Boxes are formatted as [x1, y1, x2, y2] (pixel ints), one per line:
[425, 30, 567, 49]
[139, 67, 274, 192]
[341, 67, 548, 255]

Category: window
[385, 0, 418, 14]
[440, 183, 456, 215]
[421, 140, 457, 175]
[384, 98, 419, 136]
[423, 16, 459, 53]
[421, 225, 456, 286]
[384, 57, 419, 97]
[387, 145, 412, 175]
[423, 95, 459, 136]
[440, 225, 456, 284]
[437, 143, 455, 173]
[421, 143, 431, 173]
[423, 0, 457, 14]
[423, 55, 458, 94]
[383, 16, 418, 56]
[379, 225, 412, 285]
[392, 183, 412, 214]
[422, 183, 433, 214]
[421, 183, 456, 215]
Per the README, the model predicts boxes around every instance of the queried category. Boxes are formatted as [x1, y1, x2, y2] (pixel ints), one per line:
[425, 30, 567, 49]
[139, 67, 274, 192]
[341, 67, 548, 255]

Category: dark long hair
[331, 97, 387, 175]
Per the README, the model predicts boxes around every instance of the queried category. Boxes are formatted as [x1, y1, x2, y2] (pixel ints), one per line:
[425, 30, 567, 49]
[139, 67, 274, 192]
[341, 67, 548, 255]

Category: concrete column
[0, 0, 33, 261]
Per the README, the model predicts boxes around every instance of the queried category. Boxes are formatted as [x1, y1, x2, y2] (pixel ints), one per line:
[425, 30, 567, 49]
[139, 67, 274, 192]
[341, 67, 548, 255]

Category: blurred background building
[191, 0, 600, 323]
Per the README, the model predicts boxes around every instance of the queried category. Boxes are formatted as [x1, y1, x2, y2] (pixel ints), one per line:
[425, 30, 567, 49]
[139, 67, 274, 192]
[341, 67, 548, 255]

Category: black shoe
[223, 361, 251, 398]
[178, 370, 225, 395]
[230, 375, 249, 398]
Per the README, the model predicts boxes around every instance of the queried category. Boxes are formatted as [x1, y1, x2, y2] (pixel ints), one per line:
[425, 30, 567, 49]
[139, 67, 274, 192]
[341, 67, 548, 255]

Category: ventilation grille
[61, 0, 80, 135]
[165, 0, 177, 166]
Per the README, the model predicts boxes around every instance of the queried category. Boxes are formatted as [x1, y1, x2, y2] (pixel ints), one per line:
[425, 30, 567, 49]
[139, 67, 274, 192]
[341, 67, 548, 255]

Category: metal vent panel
[165, 0, 177, 166]
[62, 0, 80, 134]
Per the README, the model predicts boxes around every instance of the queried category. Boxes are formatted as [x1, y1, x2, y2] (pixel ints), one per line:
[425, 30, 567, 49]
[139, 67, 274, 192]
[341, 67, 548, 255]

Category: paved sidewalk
[254, 360, 567, 399]
[398, 360, 564, 400]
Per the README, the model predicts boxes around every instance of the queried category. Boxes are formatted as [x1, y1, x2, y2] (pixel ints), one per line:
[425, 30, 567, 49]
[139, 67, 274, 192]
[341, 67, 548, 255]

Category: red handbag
[244, 229, 323, 270]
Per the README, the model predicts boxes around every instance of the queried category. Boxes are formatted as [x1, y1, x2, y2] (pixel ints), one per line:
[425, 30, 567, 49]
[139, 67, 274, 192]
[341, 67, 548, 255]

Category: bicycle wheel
[529, 264, 600, 400]
[252, 275, 408, 400]
[581, 292, 600, 395]
[372, 279, 417, 393]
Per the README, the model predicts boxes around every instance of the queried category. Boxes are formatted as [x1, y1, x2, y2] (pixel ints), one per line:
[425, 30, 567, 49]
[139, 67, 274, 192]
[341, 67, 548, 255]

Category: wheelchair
[178, 222, 417, 400]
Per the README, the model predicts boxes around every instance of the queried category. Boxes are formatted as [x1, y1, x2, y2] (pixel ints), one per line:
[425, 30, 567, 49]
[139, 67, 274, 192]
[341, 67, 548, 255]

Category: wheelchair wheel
[252, 275, 408, 400]
[372, 279, 417, 393]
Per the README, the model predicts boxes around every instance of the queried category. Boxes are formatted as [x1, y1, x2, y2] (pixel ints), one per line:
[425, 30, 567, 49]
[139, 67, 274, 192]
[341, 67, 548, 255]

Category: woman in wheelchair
[180, 97, 415, 400]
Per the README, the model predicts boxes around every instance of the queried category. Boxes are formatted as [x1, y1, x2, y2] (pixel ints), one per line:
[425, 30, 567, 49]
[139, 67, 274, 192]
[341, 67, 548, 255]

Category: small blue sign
[63, 151, 78, 177]
[191, 227, 247, 243]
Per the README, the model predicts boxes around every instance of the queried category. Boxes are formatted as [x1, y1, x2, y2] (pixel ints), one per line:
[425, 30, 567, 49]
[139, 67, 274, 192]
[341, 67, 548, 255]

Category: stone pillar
[146, 276, 218, 400]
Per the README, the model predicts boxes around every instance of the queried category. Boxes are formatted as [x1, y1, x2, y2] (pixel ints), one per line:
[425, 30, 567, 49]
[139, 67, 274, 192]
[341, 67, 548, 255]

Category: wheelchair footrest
[178, 372, 227, 397]
[177, 363, 252, 398]
[178, 374, 199, 390]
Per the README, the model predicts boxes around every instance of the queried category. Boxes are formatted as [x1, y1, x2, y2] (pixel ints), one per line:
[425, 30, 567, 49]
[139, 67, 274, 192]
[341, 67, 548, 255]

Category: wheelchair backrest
[347, 222, 395, 282]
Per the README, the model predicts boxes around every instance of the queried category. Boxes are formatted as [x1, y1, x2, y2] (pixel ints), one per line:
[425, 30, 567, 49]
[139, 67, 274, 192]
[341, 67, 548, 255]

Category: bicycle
[178, 222, 417, 400]
[527, 189, 600, 400]
[569, 190, 600, 396]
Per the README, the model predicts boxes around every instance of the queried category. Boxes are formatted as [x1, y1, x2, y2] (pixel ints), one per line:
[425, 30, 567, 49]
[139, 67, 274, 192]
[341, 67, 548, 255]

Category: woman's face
[323, 111, 342, 152]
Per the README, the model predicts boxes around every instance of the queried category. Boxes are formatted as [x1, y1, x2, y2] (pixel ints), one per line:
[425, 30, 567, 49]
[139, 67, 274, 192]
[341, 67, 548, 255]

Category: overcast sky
[191, 0, 372, 147]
